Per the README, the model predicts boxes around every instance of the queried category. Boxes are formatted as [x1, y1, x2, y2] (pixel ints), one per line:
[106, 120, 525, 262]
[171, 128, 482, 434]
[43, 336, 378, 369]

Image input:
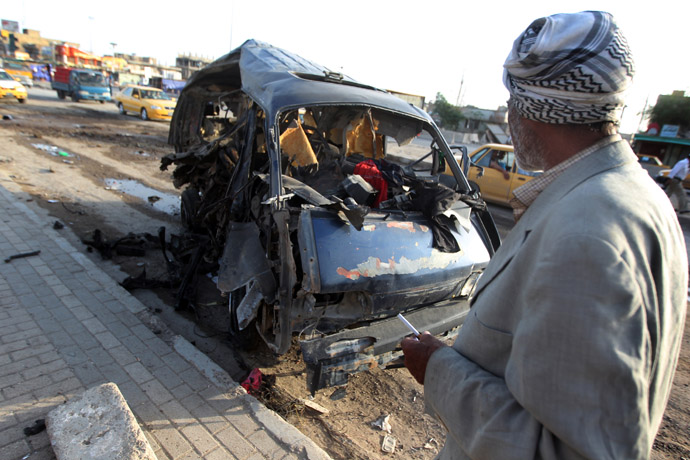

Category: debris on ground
[372, 414, 392, 433]
[53, 220, 64, 229]
[4, 250, 41, 263]
[22, 419, 46, 436]
[299, 398, 330, 415]
[31, 143, 73, 157]
[241, 368, 263, 394]
[423, 438, 438, 450]
[81, 228, 160, 260]
[330, 387, 347, 401]
[381, 434, 397, 453]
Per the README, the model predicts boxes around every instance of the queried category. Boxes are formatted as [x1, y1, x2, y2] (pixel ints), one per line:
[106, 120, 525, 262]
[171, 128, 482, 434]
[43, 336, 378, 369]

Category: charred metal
[161, 40, 500, 392]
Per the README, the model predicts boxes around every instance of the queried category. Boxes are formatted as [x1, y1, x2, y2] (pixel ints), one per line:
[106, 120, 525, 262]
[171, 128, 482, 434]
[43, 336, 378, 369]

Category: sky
[4, 0, 690, 134]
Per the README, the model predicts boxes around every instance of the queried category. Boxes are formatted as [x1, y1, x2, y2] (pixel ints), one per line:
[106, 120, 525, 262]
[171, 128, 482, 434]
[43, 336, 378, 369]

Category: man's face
[508, 102, 546, 172]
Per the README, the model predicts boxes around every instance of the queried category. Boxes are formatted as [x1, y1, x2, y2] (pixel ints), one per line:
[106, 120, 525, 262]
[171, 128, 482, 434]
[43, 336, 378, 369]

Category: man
[665, 153, 690, 212]
[489, 150, 510, 180]
[402, 11, 687, 460]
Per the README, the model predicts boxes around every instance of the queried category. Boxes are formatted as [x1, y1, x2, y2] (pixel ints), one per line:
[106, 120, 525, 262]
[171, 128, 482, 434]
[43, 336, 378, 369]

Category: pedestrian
[665, 153, 690, 212]
[401, 11, 687, 460]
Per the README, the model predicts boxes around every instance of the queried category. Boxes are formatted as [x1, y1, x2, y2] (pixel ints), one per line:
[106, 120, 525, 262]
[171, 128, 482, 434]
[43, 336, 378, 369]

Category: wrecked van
[163, 39, 500, 392]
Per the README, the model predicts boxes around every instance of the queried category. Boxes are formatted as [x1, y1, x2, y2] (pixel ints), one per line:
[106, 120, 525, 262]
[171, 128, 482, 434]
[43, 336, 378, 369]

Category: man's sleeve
[424, 234, 652, 459]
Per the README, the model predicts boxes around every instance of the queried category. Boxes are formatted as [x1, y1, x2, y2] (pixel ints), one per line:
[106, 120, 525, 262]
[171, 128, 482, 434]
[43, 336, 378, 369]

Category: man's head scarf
[503, 11, 634, 125]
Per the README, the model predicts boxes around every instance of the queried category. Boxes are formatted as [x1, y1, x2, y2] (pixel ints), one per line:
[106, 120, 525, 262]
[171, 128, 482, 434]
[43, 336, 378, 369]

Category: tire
[140, 108, 148, 120]
[57, 90, 66, 100]
[71, 92, 79, 102]
[117, 102, 126, 115]
[99, 100, 105, 104]
[18, 98, 26, 104]
[180, 188, 201, 230]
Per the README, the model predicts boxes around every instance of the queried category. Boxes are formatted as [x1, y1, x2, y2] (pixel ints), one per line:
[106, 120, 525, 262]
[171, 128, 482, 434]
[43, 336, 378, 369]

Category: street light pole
[88, 16, 95, 54]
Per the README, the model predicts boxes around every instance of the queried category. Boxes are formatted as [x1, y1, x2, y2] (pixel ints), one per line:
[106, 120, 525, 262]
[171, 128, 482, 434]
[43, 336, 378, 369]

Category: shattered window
[275, 105, 446, 202]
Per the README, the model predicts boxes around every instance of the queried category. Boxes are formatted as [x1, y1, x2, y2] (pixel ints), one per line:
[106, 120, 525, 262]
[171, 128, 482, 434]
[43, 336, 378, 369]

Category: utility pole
[88, 16, 95, 53]
[455, 73, 465, 107]
[636, 96, 649, 134]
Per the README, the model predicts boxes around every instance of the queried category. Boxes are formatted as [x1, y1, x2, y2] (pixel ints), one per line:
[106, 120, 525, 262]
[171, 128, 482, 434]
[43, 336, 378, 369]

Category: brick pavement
[0, 182, 331, 460]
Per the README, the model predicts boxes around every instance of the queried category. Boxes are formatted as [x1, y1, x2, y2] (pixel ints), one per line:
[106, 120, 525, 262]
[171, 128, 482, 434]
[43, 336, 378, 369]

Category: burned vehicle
[163, 40, 500, 392]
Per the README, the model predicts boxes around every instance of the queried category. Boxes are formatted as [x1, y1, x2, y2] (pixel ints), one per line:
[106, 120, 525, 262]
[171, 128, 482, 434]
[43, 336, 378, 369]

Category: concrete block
[46, 382, 157, 460]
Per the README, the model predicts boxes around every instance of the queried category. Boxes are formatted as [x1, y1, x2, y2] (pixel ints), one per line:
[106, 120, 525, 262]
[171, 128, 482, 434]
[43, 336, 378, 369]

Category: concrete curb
[173, 336, 332, 460]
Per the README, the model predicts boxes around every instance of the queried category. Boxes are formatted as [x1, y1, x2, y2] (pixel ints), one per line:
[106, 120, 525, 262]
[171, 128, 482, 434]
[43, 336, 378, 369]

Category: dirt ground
[0, 88, 688, 459]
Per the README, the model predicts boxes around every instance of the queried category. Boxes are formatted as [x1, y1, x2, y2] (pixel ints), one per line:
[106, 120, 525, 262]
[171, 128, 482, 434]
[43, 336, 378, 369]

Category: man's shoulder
[538, 166, 674, 238]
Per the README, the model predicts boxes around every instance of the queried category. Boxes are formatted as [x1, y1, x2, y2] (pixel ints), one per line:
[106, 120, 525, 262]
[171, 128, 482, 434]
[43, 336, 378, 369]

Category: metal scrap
[4, 250, 40, 263]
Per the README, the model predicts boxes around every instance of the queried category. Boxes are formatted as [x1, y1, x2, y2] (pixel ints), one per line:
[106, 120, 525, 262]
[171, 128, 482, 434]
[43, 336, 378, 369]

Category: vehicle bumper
[149, 109, 174, 120]
[80, 93, 111, 102]
[299, 299, 470, 393]
[0, 89, 27, 101]
[78, 92, 112, 102]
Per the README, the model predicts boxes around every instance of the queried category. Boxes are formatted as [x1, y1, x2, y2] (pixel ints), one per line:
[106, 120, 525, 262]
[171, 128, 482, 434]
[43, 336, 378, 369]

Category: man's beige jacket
[425, 139, 688, 459]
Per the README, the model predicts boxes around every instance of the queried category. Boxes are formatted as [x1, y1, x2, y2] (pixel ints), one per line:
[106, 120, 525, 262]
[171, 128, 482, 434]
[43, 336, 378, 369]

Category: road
[0, 85, 687, 459]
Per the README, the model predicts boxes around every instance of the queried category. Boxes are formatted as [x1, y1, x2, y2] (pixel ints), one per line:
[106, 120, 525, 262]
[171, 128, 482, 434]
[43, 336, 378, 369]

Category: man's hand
[401, 332, 448, 385]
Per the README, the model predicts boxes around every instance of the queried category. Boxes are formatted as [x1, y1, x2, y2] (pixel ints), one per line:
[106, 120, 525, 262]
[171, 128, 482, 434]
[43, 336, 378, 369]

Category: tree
[432, 93, 463, 130]
[649, 94, 690, 132]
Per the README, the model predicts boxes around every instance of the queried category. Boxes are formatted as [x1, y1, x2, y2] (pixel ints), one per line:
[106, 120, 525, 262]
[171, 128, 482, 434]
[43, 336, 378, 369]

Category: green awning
[633, 134, 690, 146]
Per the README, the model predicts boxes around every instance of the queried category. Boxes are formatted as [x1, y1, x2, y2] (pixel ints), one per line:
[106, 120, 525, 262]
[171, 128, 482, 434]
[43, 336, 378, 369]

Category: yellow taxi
[3, 61, 33, 83]
[0, 68, 27, 103]
[114, 85, 176, 121]
[460, 144, 542, 205]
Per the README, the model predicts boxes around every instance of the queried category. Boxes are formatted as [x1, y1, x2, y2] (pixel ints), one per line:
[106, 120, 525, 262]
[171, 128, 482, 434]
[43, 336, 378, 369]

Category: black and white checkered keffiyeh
[503, 11, 635, 125]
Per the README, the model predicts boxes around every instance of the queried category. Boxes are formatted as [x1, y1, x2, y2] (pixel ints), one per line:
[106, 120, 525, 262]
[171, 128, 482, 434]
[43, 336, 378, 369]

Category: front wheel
[140, 108, 148, 120]
[57, 90, 66, 100]
[18, 98, 26, 104]
[117, 102, 126, 115]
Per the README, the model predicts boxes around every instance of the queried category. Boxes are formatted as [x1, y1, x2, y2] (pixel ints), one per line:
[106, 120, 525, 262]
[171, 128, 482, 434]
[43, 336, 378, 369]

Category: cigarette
[397, 313, 420, 337]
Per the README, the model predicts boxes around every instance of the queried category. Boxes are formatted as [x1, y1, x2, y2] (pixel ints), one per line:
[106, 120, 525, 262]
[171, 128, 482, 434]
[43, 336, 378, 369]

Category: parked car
[2, 61, 33, 84]
[456, 144, 541, 205]
[162, 39, 500, 392]
[114, 85, 176, 121]
[636, 154, 666, 167]
[0, 68, 27, 103]
[636, 153, 668, 179]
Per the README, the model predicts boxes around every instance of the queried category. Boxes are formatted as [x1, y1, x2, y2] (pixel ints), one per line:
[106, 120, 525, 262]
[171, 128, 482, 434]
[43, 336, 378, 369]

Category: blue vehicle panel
[299, 208, 490, 295]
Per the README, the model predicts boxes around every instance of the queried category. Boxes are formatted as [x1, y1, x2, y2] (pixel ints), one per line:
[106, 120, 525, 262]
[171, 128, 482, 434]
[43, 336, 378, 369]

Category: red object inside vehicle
[354, 160, 388, 207]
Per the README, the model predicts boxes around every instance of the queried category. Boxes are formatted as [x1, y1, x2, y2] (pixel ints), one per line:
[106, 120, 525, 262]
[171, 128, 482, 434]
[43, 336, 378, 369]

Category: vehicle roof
[178, 39, 430, 123]
[122, 84, 163, 91]
[471, 143, 515, 153]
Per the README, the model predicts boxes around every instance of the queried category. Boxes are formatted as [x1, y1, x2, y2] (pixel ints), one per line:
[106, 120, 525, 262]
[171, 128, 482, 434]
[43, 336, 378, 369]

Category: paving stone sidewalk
[0, 182, 331, 460]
